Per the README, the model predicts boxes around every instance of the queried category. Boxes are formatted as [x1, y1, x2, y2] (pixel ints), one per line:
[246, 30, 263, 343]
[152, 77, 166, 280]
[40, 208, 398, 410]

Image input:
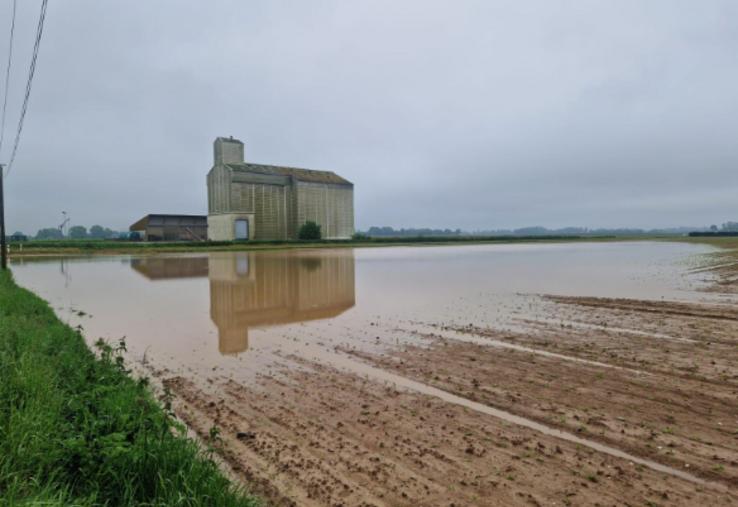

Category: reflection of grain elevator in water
[130, 252, 356, 354]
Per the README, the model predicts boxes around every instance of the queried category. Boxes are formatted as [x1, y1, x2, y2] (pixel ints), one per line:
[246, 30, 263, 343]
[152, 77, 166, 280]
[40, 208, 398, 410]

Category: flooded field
[12, 242, 738, 506]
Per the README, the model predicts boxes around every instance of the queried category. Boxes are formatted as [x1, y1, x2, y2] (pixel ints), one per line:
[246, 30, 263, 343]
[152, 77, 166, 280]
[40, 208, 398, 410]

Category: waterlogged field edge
[0, 270, 260, 506]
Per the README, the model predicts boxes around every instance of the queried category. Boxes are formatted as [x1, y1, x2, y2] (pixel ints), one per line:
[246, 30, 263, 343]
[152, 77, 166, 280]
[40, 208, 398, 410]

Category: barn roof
[130, 214, 207, 231]
[225, 163, 352, 186]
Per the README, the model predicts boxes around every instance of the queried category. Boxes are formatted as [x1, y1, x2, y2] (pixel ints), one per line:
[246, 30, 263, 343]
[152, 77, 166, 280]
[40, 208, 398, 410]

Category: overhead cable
[0, 0, 18, 158]
[6, 0, 49, 177]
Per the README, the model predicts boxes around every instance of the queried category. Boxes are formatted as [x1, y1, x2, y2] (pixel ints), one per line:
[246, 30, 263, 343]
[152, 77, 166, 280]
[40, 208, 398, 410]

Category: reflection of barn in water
[130, 256, 209, 280]
[209, 252, 355, 355]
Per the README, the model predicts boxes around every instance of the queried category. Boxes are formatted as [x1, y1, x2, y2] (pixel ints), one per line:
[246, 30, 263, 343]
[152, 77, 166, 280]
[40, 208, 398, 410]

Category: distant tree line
[361, 225, 730, 238]
[12, 221, 738, 242]
[15, 225, 124, 241]
[366, 226, 463, 237]
[691, 222, 738, 237]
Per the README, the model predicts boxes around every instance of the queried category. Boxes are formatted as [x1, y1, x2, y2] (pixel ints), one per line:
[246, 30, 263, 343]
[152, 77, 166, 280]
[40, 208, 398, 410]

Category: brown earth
[343, 323, 738, 487]
[156, 242, 738, 506]
[163, 367, 734, 507]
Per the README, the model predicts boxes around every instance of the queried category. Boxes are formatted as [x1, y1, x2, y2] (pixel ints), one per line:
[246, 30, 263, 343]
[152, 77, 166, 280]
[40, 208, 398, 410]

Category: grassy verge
[0, 270, 260, 506]
[6, 234, 650, 257]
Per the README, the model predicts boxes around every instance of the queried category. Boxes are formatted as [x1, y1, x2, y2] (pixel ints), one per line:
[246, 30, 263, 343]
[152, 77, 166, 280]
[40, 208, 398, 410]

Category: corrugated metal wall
[295, 182, 354, 239]
[207, 166, 232, 213]
[209, 167, 354, 239]
[255, 184, 290, 240]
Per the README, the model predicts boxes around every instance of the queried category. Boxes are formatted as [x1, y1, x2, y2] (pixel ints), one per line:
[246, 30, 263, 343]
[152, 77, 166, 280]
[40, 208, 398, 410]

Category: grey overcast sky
[1, 0, 736, 233]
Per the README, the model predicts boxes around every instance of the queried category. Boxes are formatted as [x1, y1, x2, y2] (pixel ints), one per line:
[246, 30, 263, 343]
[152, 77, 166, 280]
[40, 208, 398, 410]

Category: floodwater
[10, 241, 716, 377]
[10, 241, 730, 494]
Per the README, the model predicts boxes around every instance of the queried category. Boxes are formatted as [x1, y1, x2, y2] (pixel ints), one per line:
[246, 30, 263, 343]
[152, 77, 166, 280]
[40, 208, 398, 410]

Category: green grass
[0, 270, 260, 506]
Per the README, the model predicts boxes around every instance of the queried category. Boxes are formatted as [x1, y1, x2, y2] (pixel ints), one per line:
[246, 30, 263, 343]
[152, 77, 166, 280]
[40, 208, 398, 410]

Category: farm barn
[129, 214, 208, 241]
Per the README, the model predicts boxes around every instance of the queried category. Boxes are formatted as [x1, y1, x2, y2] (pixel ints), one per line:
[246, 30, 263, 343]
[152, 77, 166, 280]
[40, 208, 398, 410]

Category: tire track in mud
[548, 295, 738, 322]
[399, 323, 651, 375]
[342, 338, 738, 487]
[339, 291, 738, 491]
[177, 328, 732, 488]
[517, 317, 697, 344]
[432, 314, 738, 386]
[278, 341, 735, 490]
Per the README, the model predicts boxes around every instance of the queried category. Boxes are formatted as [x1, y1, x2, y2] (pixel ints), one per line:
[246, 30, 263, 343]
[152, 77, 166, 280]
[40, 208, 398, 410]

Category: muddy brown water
[10, 242, 718, 363]
[11, 242, 735, 502]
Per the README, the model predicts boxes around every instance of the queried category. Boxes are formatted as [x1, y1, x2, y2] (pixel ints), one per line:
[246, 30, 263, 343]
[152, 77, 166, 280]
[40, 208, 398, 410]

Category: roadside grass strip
[0, 270, 260, 506]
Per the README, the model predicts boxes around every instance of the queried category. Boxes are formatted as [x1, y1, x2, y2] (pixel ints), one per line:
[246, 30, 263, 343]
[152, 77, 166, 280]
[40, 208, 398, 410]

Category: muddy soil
[343, 327, 738, 486]
[157, 293, 738, 505]
[164, 366, 733, 507]
[148, 247, 738, 506]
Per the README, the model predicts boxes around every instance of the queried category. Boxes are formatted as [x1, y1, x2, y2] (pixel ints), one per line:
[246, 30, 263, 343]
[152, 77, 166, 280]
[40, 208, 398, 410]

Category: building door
[234, 219, 249, 240]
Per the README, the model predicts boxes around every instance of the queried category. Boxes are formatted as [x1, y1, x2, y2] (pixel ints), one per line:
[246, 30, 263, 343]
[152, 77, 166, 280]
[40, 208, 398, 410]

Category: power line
[0, 0, 18, 157]
[5, 0, 49, 177]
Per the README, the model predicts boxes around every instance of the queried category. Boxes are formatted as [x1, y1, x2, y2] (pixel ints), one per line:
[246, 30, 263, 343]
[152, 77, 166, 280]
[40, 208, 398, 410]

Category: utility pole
[0, 164, 6, 270]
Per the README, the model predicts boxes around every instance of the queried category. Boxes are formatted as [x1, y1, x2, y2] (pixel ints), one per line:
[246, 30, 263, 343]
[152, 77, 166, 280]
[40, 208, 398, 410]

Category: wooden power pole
[0, 164, 6, 270]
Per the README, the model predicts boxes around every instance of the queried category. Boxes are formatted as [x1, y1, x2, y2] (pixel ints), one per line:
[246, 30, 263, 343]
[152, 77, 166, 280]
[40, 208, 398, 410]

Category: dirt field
[148, 243, 738, 506]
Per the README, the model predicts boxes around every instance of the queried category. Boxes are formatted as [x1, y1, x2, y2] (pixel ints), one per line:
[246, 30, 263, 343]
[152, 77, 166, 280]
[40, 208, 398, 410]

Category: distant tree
[89, 225, 106, 238]
[513, 226, 549, 236]
[128, 231, 142, 241]
[9, 231, 27, 241]
[710, 225, 719, 232]
[298, 221, 322, 240]
[35, 228, 63, 240]
[722, 222, 738, 232]
[68, 225, 88, 239]
[557, 227, 588, 235]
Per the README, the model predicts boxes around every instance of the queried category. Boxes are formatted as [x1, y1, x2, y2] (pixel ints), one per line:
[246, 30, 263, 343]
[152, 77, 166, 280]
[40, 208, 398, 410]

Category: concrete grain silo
[206, 137, 354, 241]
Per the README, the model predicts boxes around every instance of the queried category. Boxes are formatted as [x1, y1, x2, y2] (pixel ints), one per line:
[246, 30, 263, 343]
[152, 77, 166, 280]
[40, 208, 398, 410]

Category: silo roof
[225, 163, 353, 186]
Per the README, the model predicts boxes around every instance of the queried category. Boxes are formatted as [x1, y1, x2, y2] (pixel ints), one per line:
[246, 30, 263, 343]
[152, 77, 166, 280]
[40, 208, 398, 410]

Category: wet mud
[163, 364, 734, 507]
[12, 243, 738, 505]
[157, 291, 738, 505]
